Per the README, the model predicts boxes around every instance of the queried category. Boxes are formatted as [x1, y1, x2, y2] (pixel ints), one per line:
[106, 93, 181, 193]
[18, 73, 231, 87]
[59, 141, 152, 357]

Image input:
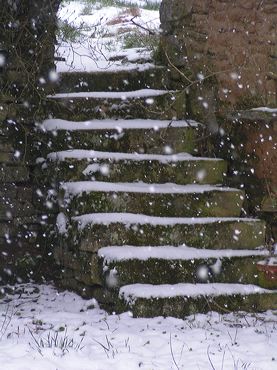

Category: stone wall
[0, 0, 60, 99]
[160, 0, 277, 117]
[0, 0, 61, 283]
[160, 0, 277, 242]
[218, 110, 277, 242]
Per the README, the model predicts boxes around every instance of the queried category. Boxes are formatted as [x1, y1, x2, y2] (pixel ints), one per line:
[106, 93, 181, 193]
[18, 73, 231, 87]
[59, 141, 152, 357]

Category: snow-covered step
[39, 119, 202, 155]
[45, 150, 227, 184]
[98, 245, 269, 286]
[68, 212, 266, 251]
[118, 283, 277, 317]
[57, 66, 167, 93]
[46, 89, 186, 120]
[42, 118, 199, 131]
[50, 89, 174, 100]
[61, 181, 244, 218]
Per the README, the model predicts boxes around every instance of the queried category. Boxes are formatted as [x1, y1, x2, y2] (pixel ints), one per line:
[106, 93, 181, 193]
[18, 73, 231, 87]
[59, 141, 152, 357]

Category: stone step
[39, 119, 201, 155]
[66, 213, 266, 252]
[117, 283, 277, 317]
[57, 66, 167, 93]
[44, 150, 227, 185]
[46, 89, 186, 120]
[98, 246, 269, 287]
[61, 182, 244, 218]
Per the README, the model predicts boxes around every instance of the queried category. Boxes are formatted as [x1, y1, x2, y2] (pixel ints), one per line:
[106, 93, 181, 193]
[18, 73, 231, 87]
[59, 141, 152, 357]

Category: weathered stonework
[219, 110, 277, 242]
[160, 0, 277, 241]
[0, 0, 61, 99]
[160, 0, 277, 114]
[0, 0, 61, 283]
[0, 0, 276, 304]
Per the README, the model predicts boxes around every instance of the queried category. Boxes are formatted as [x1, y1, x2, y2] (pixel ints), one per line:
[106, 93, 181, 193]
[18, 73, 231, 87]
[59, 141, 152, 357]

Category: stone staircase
[38, 63, 277, 317]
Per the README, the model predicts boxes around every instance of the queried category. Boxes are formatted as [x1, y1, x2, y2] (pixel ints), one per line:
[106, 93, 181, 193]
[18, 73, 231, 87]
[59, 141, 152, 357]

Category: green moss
[57, 68, 167, 93]
[39, 125, 200, 156]
[46, 91, 186, 121]
[258, 270, 277, 290]
[100, 254, 264, 287]
[45, 157, 227, 184]
[117, 292, 277, 318]
[122, 31, 159, 51]
[66, 188, 244, 218]
[74, 218, 266, 252]
[234, 94, 265, 111]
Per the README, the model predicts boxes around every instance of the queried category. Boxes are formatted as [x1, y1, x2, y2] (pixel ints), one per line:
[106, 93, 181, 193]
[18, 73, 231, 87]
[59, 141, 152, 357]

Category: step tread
[41, 118, 200, 131]
[72, 212, 262, 230]
[62, 181, 241, 196]
[49, 89, 174, 99]
[58, 63, 160, 76]
[119, 283, 276, 302]
[47, 150, 222, 163]
[98, 245, 269, 262]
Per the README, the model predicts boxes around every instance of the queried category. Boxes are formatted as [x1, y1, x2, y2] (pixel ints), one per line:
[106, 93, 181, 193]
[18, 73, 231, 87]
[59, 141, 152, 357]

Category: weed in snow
[28, 327, 85, 357]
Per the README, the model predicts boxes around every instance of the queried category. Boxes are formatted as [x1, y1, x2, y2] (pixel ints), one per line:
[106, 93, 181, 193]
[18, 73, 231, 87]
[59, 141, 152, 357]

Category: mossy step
[57, 66, 167, 93]
[67, 213, 266, 252]
[0, 164, 29, 183]
[62, 182, 244, 218]
[44, 150, 227, 184]
[46, 89, 186, 120]
[98, 246, 269, 287]
[118, 283, 277, 317]
[39, 119, 201, 155]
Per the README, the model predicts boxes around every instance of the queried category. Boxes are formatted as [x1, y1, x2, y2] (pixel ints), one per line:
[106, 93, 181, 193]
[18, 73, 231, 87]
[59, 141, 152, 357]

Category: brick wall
[160, 0, 277, 113]
[160, 0, 277, 241]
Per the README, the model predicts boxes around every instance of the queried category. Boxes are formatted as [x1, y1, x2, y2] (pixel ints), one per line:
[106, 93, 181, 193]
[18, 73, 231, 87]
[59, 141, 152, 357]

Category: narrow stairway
[38, 63, 277, 317]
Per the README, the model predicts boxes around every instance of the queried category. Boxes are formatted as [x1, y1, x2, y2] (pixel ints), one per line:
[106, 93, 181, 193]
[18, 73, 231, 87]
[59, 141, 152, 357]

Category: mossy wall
[0, 0, 61, 283]
[160, 0, 277, 242]
[160, 0, 277, 117]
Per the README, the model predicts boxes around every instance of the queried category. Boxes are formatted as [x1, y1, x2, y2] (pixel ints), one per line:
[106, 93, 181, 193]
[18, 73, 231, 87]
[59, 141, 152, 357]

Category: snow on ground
[56, 0, 161, 72]
[0, 283, 276, 370]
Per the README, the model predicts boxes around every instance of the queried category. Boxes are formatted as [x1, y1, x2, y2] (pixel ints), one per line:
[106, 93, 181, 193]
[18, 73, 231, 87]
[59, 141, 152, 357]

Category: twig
[207, 345, 216, 370]
[169, 332, 180, 370]
[130, 16, 156, 35]
[221, 345, 227, 370]
[165, 51, 193, 84]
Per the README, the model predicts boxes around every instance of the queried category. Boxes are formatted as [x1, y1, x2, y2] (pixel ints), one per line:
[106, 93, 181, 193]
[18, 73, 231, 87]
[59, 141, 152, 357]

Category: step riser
[68, 219, 265, 252]
[117, 293, 277, 318]
[57, 68, 167, 93]
[100, 255, 263, 286]
[37, 126, 200, 156]
[63, 190, 244, 218]
[57, 267, 118, 304]
[46, 92, 186, 121]
[54, 246, 265, 287]
[42, 158, 227, 185]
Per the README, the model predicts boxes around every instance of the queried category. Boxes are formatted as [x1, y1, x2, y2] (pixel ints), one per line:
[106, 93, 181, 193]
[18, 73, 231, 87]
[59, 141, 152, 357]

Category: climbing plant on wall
[0, 0, 61, 103]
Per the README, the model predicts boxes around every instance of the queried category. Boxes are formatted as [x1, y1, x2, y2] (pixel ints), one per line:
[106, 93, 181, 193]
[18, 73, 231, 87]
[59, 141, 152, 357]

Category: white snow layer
[48, 89, 173, 99]
[47, 149, 222, 163]
[120, 283, 274, 302]
[56, 212, 68, 234]
[98, 245, 269, 263]
[73, 212, 259, 230]
[1, 283, 276, 370]
[61, 181, 238, 197]
[41, 118, 199, 131]
[56, 2, 160, 72]
[252, 107, 277, 113]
